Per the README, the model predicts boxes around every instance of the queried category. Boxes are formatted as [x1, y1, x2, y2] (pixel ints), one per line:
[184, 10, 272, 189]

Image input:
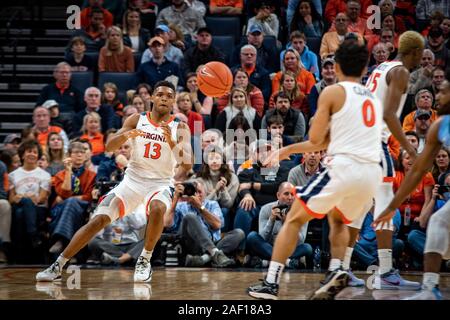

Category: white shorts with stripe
[380, 142, 395, 182]
[293, 156, 382, 223]
[93, 174, 174, 222]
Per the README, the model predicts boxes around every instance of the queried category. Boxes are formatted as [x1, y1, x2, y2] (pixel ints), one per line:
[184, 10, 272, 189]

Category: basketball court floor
[0, 266, 449, 300]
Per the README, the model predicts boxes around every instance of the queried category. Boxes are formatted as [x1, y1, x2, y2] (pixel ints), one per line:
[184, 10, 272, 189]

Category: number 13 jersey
[126, 112, 180, 184]
[366, 61, 407, 144]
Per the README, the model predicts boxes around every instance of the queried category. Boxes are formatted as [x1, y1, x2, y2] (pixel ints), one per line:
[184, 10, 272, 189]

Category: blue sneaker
[247, 279, 279, 300]
[347, 269, 365, 287]
[404, 286, 443, 300]
[373, 269, 421, 290]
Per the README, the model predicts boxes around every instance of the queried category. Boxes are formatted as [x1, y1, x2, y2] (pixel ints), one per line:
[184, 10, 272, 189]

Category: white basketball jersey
[126, 112, 179, 184]
[327, 82, 383, 163]
[365, 60, 407, 143]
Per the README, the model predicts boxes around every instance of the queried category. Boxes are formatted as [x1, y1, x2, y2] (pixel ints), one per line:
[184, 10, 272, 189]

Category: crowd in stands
[0, 0, 449, 272]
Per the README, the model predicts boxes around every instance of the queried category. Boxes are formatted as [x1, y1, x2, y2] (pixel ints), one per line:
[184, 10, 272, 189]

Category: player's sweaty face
[152, 87, 175, 112]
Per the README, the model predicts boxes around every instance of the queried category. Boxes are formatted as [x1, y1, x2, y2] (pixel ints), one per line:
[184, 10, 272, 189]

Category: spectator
[79, 112, 105, 157]
[35, 62, 83, 114]
[185, 72, 213, 116]
[73, 87, 116, 135]
[266, 115, 297, 167]
[308, 57, 337, 118]
[156, 0, 206, 41]
[98, 26, 134, 73]
[403, 89, 438, 132]
[245, 182, 312, 268]
[96, 138, 131, 183]
[289, 0, 323, 37]
[281, 31, 320, 80]
[414, 109, 433, 153]
[195, 147, 239, 231]
[416, 0, 450, 31]
[48, 142, 96, 255]
[168, 23, 187, 51]
[320, 12, 364, 59]
[122, 8, 151, 54]
[2, 134, 21, 152]
[421, 10, 446, 37]
[0, 149, 21, 173]
[324, 0, 372, 24]
[405, 131, 420, 151]
[247, 1, 280, 38]
[216, 68, 264, 117]
[363, 42, 389, 84]
[174, 92, 205, 135]
[102, 82, 124, 119]
[77, 139, 98, 173]
[215, 87, 261, 134]
[273, 48, 316, 98]
[233, 140, 291, 238]
[231, 45, 272, 103]
[269, 71, 308, 117]
[288, 150, 323, 186]
[122, 105, 139, 124]
[9, 140, 51, 256]
[32, 106, 69, 153]
[136, 83, 152, 108]
[42, 99, 74, 137]
[424, 66, 446, 100]
[408, 49, 435, 95]
[441, 17, 450, 41]
[0, 160, 11, 263]
[394, 149, 435, 239]
[262, 91, 306, 141]
[80, 0, 113, 30]
[46, 132, 65, 176]
[88, 209, 147, 266]
[329, 0, 370, 35]
[137, 36, 183, 89]
[182, 27, 226, 77]
[426, 27, 450, 69]
[70, 7, 107, 52]
[141, 24, 184, 66]
[165, 180, 242, 267]
[186, 0, 206, 17]
[133, 94, 149, 113]
[432, 148, 450, 184]
[209, 0, 243, 15]
[128, 0, 157, 30]
[38, 152, 50, 172]
[65, 37, 95, 72]
[378, 0, 407, 34]
[231, 25, 280, 74]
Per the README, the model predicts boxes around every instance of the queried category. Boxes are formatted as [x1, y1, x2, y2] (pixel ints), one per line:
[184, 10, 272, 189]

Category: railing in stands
[4, 7, 22, 90]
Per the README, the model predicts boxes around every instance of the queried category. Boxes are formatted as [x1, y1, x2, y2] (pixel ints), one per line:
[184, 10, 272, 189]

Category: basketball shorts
[93, 175, 174, 222]
[380, 142, 395, 182]
[293, 156, 382, 223]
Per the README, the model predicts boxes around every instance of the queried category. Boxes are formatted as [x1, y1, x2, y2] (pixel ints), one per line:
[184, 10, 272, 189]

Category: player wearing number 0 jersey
[36, 81, 193, 284]
[344, 31, 425, 291]
[247, 38, 384, 300]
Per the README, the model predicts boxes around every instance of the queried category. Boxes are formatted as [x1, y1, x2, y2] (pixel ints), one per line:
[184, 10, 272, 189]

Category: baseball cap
[155, 24, 170, 34]
[42, 99, 59, 109]
[322, 57, 335, 67]
[148, 36, 165, 46]
[247, 24, 263, 35]
[414, 109, 432, 120]
[197, 26, 212, 35]
[4, 133, 21, 144]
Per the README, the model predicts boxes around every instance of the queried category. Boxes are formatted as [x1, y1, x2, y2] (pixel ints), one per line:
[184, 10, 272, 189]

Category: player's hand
[372, 208, 396, 230]
[160, 122, 176, 149]
[239, 194, 256, 211]
[124, 129, 144, 140]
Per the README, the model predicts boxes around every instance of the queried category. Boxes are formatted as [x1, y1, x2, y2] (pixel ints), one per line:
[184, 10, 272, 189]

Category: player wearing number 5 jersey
[36, 81, 193, 283]
[247, 39, 383, 300]
[344, 31, 425, 291]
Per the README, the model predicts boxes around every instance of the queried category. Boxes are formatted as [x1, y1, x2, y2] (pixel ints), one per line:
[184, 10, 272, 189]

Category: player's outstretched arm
[384, 67, 417, 159]
[105, 113, 142, 152]
[173, 122, 193, 180]
[373, 120, 442, 227]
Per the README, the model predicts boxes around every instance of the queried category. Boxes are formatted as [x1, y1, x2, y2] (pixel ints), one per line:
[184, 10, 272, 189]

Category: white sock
[201, 254, 211, 264]
[140, 249, 153, 261]
[423, 272, 440, 291]
[378, 249, 392, 274]
[285, 258, 291, 266]
[262, 260, 269, 268]
[328, 258, 342, 271]
[56, 255, 68, 268]
[266, 261, 285, 285]
[343, 247, 353, 270]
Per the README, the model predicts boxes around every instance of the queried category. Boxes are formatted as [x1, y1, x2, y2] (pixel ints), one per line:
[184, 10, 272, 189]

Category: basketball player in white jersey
[247, 39, 383, 300]
[374, 76, 450, 300]
[343, 31, 425, 290]
[36, 81, 193, 283]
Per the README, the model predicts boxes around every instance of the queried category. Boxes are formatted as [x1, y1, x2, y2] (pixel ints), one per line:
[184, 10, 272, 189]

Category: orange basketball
[197, 61, 233, 97]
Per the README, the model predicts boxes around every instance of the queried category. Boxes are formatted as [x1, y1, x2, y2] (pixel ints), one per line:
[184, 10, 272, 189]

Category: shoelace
[50, 262, 60, 274]
[136, 257, 149, 273]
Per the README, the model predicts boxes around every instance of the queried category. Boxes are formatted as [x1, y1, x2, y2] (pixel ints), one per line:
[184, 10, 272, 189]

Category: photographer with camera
[164, 180, 244, 268]
[245, 182, 312, 269]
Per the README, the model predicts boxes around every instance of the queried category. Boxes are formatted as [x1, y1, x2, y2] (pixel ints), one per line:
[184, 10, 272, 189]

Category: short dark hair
[334, 39, 369, 77]
[153, 80, 175, 93]
[267, 114, 284, 127]
[18, 139, 42, 161]
[90, 7, 104, 17]
[273, 91, 292, 103]
[404, 130, 419, 141]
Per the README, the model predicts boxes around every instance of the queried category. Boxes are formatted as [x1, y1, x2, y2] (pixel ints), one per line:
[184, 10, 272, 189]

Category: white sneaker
[134, 256, 152, 283]
[133, 283, 152, 300]
[36, 262, 62, 282]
